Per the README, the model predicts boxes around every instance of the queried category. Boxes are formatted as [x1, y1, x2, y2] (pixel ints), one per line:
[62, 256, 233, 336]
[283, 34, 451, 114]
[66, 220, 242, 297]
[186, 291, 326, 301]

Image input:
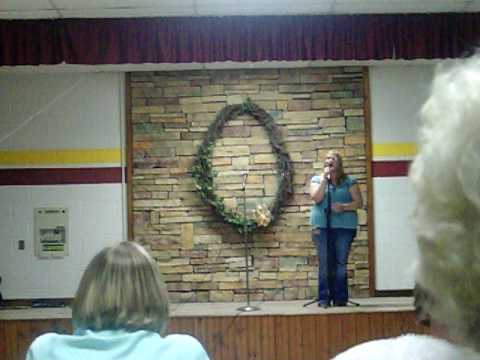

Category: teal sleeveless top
[309, 175, 358, 229]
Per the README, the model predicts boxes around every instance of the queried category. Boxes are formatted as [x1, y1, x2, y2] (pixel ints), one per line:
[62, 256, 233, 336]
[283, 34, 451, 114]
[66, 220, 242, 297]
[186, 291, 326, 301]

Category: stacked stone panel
[131, 67, 369, 302]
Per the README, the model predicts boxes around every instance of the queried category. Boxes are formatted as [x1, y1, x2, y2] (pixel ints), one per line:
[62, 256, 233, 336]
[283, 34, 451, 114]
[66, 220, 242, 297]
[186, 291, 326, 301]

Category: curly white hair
[410, 56, 480, 350]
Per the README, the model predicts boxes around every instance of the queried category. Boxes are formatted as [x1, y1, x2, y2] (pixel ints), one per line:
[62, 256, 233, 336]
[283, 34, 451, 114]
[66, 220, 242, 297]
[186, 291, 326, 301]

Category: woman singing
[309, 150, 362, 308]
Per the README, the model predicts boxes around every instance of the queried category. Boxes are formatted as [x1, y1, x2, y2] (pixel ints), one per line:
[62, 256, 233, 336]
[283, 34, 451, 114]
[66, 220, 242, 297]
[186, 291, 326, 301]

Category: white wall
[0, 73, 126, 299]
[373, 178, 417, 290]
[0, 186, 123, 298]
[0, 73, 123, 150]
[370, 65, 434, 290]
[370, 66, 433, 146]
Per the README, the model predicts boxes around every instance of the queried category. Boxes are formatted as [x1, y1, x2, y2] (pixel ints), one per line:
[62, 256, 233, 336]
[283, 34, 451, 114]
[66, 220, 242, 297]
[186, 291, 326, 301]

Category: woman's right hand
[323, 166, 331, 180]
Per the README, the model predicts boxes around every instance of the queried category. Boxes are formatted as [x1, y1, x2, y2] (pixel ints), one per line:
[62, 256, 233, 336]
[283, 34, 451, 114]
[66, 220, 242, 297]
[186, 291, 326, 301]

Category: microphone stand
[237, 169, 260, 312]
[304, 175, 331, 307]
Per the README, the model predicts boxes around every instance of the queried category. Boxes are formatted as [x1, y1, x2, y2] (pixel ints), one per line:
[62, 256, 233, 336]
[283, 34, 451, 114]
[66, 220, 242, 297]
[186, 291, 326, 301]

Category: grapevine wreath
[191, 99, 293, 234]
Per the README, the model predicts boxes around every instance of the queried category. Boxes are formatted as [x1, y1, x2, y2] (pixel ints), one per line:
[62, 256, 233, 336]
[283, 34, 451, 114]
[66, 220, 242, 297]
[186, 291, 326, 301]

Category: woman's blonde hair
[410, 56, 480, 350]
[72, 241, 169, 334]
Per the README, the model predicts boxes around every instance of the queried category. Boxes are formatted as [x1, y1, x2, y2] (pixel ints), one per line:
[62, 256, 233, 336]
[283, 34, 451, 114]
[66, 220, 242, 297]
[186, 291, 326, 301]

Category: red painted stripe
[0, 167, 123, 185]
[0, 162, 408, 185]
[372, 161, 411, 177]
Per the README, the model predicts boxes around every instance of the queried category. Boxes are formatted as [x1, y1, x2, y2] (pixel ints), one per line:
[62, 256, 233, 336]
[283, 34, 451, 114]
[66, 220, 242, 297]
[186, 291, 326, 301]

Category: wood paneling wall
[0, 318, 72, 360]
[0, 311, 429, 360]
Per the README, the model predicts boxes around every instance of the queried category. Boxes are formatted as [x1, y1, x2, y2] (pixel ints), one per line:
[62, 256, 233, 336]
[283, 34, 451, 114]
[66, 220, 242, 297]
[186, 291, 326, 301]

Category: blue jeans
[312, 228, 355, 304]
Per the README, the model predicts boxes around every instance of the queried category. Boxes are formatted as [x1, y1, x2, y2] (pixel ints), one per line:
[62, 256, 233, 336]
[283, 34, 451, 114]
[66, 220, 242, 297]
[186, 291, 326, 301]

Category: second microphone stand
[237, 170, 260, 312]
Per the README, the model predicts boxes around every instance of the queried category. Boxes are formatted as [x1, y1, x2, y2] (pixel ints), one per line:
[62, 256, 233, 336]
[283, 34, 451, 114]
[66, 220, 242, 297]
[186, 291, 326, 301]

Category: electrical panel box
[34, 208, 69, 259]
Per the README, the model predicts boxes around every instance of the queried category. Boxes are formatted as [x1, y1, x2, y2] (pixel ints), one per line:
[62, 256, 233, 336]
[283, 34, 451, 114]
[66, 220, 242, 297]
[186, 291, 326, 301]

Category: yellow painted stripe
[0, 149, 121, 165]
[373, 143, 417, 157]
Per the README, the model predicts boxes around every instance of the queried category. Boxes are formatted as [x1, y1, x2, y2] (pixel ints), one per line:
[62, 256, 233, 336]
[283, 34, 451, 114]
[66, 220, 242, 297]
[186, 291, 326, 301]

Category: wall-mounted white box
[34, 208, 69, 259]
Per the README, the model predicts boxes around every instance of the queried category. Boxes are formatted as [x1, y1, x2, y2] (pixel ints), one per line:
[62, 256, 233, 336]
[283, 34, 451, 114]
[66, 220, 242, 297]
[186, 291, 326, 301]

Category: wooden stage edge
[0, 297, 414, 320]
[1, 297, 430, 360]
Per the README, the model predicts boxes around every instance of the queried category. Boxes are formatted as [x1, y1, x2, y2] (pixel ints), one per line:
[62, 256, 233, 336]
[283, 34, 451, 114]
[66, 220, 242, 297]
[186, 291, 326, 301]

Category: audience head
[72, 241, 169, 334]
[410, 56, 480, 350]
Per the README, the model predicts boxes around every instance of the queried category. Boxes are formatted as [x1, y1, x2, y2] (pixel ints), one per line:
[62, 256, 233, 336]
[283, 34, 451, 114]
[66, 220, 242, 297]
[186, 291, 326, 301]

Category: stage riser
[0, 311, 429, 360]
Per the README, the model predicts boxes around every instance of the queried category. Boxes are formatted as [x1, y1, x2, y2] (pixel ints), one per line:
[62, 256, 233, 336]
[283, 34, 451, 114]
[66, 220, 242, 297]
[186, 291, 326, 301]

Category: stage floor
[0, 297, 413, 320]
[170, 297, 414, 317]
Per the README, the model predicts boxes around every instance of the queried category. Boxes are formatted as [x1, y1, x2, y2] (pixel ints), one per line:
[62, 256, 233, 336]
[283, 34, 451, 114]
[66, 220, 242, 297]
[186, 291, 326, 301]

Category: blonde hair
[72, 242, 169, 334]
[410, 56, 480, 350]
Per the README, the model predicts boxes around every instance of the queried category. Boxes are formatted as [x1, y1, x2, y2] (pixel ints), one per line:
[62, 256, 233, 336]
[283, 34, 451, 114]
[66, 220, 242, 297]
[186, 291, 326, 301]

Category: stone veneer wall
[130, 67, 369, 302]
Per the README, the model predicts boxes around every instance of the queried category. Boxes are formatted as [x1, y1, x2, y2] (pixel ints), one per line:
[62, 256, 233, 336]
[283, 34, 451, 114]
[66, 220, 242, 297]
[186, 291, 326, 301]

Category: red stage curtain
[0, 19, 62, 65]
[1, 14, 480, 66]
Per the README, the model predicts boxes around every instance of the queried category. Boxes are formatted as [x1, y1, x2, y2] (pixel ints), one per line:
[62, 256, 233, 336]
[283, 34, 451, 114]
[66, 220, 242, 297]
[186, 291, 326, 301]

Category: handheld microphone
[325, 163, 333, 182]
[242, 166, 249, 189]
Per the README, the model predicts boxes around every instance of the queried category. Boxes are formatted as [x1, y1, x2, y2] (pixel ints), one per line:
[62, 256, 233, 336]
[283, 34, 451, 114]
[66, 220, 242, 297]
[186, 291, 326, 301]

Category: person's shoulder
[346, 175, 357, 182]
[345, 175, 357, 186]
[333, 334, 479, 360]
[29, 332, 61, 348]
[311, 175, 322, 183]
[164, 334, 209, 357]
[395, 334, 480, 360]
[165, 333, 203, 347]
[27, 333, 63, 359]
[333, 336, 395, 360]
